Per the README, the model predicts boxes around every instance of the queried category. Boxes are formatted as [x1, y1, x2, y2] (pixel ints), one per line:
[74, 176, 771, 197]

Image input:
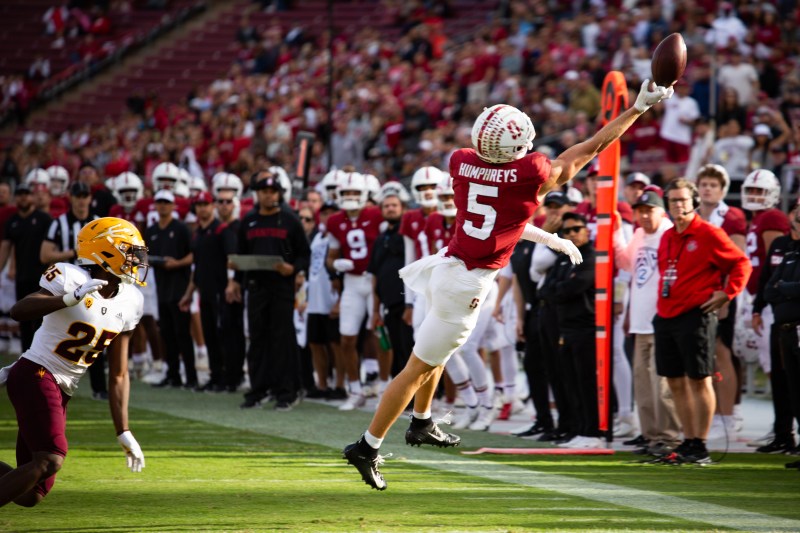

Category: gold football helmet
[76, 217, 149, 285]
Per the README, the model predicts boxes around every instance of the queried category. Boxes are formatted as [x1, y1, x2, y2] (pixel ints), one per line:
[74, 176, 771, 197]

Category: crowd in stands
[1, 0, 800, 458]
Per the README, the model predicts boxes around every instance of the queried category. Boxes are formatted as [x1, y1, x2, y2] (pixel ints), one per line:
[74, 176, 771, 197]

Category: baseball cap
[69, 181, 91, 196]
[154, 189, 175, 203]
[566, 186, 583, 205]
[633, 190, 665, 210]
[753, 124, 772, 137]
[543, 191, 568, 206]
[251, 176, 282, 191]
[626, 172, 651, 187]
[14, 182, 31, 194]
[192, 191, 214, 205]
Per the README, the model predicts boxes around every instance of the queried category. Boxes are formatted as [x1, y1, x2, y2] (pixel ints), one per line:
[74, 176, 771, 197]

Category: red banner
[595, 72, 628, 433]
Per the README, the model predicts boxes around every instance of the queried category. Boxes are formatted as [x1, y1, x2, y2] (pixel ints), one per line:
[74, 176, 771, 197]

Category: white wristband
[62, 290, 79, 307]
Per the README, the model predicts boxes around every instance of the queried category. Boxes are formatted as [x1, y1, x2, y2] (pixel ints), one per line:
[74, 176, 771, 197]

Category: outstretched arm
[108, 330, 145, 473]
[539, 81, 672, 199]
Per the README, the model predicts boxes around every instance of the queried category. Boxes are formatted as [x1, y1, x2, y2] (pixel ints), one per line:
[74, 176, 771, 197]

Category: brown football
[650, 33, 687, 87]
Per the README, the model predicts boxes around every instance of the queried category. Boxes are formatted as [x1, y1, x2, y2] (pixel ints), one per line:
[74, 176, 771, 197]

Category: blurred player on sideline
[0, 217, 147, 507]
[344, 80, 674, 490]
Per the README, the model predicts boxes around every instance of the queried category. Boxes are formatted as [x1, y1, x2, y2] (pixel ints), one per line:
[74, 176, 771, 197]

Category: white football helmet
[436, 175, 456, 217]
[268, 166, 293, 200]
[471, 104, 535, 164]
[697, 164, 731, 196]
[362, 173, 381, 203]
[212, 172, 243, 198]
[46, 165, 70, 196]
[377, 181, 411, 204]
[316, 169, 344, 202]
[152, 162, 181, 192]
[173, 168, 191, 199]
[189, 175, 208, 196]
[742, 169, 780, 211]
[110, 172, 144, 210]
[411, 166, 443, 208]
[336, 172, 368, 211]
[25, 168, 50, 187]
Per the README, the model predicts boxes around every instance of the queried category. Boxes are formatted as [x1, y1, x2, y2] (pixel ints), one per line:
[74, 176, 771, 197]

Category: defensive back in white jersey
[23, 262, 144, 395]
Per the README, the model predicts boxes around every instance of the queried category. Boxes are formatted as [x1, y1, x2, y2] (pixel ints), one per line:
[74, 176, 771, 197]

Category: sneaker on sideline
[339, 394, 367, 411]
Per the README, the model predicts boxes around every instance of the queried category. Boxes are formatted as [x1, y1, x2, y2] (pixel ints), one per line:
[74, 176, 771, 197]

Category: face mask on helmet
[411, 167, 443, 208]
[741, 170, 780, 211]
[471, 104, 536, 164]
[436, 176, 456, 217]
[338, 189, 366, 211]
[118, 189, 140, 209]
[76, 217, 150, 286]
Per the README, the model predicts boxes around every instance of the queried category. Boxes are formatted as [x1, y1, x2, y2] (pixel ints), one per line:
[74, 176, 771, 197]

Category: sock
[456, 381, 479, 409]
[349, 380, 363, 396]
[476, 387, 491, 409]
[363, 358, 379, 374]
[132, 352, 146, 365]
[363, 430, 383, 449]
[412, 410, 431, 421]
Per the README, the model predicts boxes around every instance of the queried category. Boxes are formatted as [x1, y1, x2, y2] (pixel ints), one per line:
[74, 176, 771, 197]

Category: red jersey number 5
[463, 183, 498, 241]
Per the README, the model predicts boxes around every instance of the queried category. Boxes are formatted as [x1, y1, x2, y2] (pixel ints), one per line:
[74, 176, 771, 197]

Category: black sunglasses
[562, 225, 586, 235]
[300, 216, 314, 222]
[215, 199, 233, 204]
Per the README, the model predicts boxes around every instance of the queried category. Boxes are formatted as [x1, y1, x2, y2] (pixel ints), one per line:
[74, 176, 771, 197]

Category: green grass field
[2, 379, 799, 532]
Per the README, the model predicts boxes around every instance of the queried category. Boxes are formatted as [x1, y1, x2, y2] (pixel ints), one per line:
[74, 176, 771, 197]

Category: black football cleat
[405, 418, 461, 448]
[343, 439, 387, 491]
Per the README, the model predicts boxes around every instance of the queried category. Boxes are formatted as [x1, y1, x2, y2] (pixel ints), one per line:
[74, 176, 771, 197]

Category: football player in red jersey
[400, 166, 444, 330]
[108, 172, 145, 223]
[326, 172, 385, 411]
[741, 169, 790, 374]
[343, 81, 674, 490]
[695, 164, 748, 440]
[133, 162, 191, 230]
[45, 166, 70, 218]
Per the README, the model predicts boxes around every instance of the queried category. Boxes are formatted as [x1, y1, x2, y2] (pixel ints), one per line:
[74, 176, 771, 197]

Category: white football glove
[117, 430, 145, 473]
[332, 258, 355, 273]
[62, 279, 107, 306]
[547, 236, 583, 265]
[634, 79, 674, 113]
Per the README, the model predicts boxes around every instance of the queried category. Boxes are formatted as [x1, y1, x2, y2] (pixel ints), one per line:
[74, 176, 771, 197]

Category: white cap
[154, 189, 175, 203]
[753, 124, 772, 137]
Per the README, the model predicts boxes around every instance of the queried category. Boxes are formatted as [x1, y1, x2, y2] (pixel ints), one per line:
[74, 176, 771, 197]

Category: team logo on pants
[469, 298, 480, 309]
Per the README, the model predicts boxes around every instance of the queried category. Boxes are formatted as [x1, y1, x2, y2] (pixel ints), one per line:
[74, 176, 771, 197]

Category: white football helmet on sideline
[316, 169, 344, 202]
[268, 166, 293, 200]
[362, 173, 381, 203]
[336, 172, 368, 211]
[411, 166, 443, 208]
[46, 165, 70, 196]
[174, 168, 192, 199]
[741, 169, 780, 211]
[471, 104, 535, 164]
[189, 175, 208, 196]
[377, 180, 411, 204]
[25, 168, 51, 187]
[109, 172, 144, 210]
[436, 175, 456, 217]
[152, 162, 181, 192]
[212, 172, 244, 198]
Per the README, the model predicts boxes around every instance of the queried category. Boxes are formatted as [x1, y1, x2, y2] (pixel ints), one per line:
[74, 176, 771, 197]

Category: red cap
[192, 191, 214, 205]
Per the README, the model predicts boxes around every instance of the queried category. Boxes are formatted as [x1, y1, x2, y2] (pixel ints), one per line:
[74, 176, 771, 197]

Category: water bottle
[376, 325, 391, 351]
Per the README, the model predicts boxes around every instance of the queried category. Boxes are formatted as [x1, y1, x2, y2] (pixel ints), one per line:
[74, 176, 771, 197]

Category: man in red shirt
[344, 80, 675, 490]
[654, 179, 751, 465]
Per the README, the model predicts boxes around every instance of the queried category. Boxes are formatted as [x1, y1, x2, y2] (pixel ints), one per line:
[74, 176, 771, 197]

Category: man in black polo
[179, 191, 237, 392]
[40, 181, 107, 399]
[231, 171, 310, 411]
[145, 189, 197, 389]
[0, 183, 52, 351]
[368, 191, 414, 377]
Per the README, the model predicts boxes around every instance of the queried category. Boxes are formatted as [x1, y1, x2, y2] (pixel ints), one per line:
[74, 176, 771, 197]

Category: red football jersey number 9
[347, 229, 369, 260]
[463, 183, 498, 241]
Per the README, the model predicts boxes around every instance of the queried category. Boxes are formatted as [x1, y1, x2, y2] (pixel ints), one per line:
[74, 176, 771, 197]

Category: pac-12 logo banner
[595, 71, 628, 435]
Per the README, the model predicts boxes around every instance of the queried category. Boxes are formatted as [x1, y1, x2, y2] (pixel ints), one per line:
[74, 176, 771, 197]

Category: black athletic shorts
[653, 307, 718, 379]
[307, 313, 340, 344]
[716, 295, 736, 349]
